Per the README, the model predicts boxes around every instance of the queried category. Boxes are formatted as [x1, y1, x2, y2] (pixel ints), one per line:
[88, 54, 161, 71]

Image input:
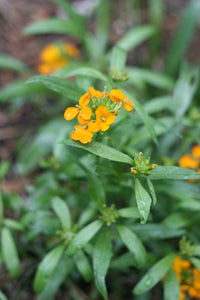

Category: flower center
[101, 116, 106, 122]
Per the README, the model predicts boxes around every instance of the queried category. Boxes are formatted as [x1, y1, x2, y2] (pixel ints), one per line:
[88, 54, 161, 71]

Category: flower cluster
[38, 42, 80, 75]
[64, 88, 134, 144]
[172, 256, 200, 300]
[179, 145, 200, 181]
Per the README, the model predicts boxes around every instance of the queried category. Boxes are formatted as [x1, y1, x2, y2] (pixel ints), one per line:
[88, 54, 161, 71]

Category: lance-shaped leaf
[149, 166, 200, 180]
[74, 250, 93, 282]
[117, 225, 147, 268]
[146, 178, 157, 206]
[118, 207, 140, 219]
[123, 90, 158, 145]
[0, 54, 29, 72]
[26, 75, 85, 100]
[61, 67, 107, 81]
[34, 244, 65, 293]
[116, 25, 155, 51]
[135, 178, 152, 224]
[3, 219, 24, 231]
[23, 18, 85, 39]
[51, 197, 71, 230]
[1, 227, 20, 277]
[191, 257, 200, 270]
[133, 253, 176, 295]
[93, 229, 112, 300]
[63, 139, 134, 165]
[164, 269, 180, 300]
[66, 220, 103, 256]
[110, 46, 127, 72]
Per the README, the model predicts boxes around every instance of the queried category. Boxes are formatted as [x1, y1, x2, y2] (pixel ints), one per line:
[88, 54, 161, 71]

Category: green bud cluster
[109, 67, 128, 82]
[131, 152, 157, 176]
[179, 237, 195, 257]
[56, 225, 77, 245]
[99, 204, 119, 226]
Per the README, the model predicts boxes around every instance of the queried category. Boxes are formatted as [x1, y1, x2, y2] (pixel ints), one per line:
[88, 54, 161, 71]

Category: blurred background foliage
[0, 0, 200, 299]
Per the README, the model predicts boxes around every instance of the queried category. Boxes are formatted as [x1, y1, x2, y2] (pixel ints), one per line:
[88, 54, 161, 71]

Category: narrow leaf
[118, 207, 140, 219]
[26, 75, 85, 100]
[164, 269, 180, 300]
[146, 178, 157, 206]
[116, 25, 155, 51]
[133, 253, 176, 295]
[117, 224, 147, 268]
[191, 257, 200, 270]
[60, 67, 107, 81]
[93, 229, 112, 300]
[3, 219, 24, 231]
[0, 54, 29, 72]
[74, 250, 93, 282]
[23, 18, 85, 39]
[110, 46, 127, 72]
[51, 197, 71, 229]
[63, 139, 134, 165]
[1, 227, 20, 277]
[135, 178, 152, 224]
[34, 245, 65, 293]
[0, 291, 8, 300]
[66, 220, 102, 256]
[149, 166, 200, 180]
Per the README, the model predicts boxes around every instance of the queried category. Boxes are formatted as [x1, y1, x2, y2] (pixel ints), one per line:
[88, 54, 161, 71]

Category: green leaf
[162, 212, 192, 229]
[149, 166, 200, 180]
[192, 245, 200, 257]
[116, 25, 155, 51]
[63, 139, 134, 165]
[74, 250, 93, 282]
[59, 67, 107, 81]
[111, 253, 137, 270]
[1, 227, 20, 277]
[117, 225, 147, 268]
[3, 219, 24, 231]
[0, 54, 29, 72]
[0, 80, 51, 104]
[26, 75, 85, 100]
[146, 178, 157, 206]
[0, 160, 10, 181]
[135, 178, 152, 224]
[23, 18, 85, 39]
[118, 207, 140, 219]
[0, 291, 8, 300]
[144, 96, 172, 114]
[123, 90, 158, 145]
[0, 190, 3, 222]
[110, 46, 127, 72]
[166, 0, 200, 75]
[173, 63, 199, 120]
[34, 244, 65, 293]
[50, 0, 83, 22]
[127, 67, 174, 90]
[51, 197, 71, 230]
[191, 257, 200, 270]
[93, 229, 112, 300]
[66, 220, 103, 256]
[133, 253, 176, 295]
[164, 269, 180, 300]
[87, 172, 106, 209]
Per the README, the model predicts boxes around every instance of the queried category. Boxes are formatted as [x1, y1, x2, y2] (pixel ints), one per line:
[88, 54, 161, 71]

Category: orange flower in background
[172, 256, 200, 300]
[95, 106, 115, 131]
[70, 125, 93, 144]
[38, 42, 80, 75]
[64, 93, 91, 124]
[192, 145, 200, 159]
[179, 154, 199, 169]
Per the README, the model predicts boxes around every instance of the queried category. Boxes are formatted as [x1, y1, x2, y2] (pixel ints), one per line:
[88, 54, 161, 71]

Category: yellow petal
[79, 93, 90, 107]
[88, 87, 104, 99]
[79, 106, 92, 120]
[88, 120, 101, 132]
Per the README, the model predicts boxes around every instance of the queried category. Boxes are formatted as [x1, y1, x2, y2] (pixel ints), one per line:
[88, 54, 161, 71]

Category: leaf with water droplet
[135, 178, 152, 224]
[133, 253, 177, 295]
[164, 269, 180, 300]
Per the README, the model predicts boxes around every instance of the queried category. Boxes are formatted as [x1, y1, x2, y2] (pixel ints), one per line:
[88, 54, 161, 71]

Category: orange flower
[38, 43, 80, 75]
[192, 145, 200, 159]
[64, 93, 91, 124]
[95, 106, 115, 131]
[88, 87, 104, 99]
[179, 291, 185, 300]
[178, 154, 199, 169]
[108, 89, 134, 113]
[70, 125, 93, 144]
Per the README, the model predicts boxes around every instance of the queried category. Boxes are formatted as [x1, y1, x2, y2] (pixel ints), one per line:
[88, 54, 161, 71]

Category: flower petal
[64, 107, 79, 120]
[79, 93, 90, 107]
[79, 106, 92, 120]
[88, 87, 104, 99]
[88, 120, 101, 132]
